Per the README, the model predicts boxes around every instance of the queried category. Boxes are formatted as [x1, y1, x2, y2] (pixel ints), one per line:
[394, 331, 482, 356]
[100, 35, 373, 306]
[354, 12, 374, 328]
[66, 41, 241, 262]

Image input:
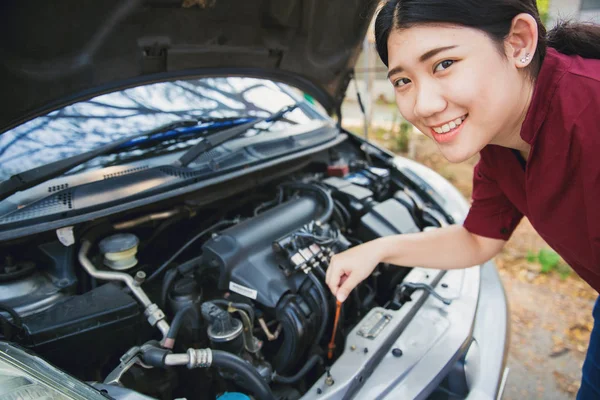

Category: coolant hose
[308, 271, 329, 345]
[313, 265, 326, 280]
[212, 350, 275, 400]
[272, 354, 323, 384]
[164, 304, 201, 349]
[281, 182, 333, 225]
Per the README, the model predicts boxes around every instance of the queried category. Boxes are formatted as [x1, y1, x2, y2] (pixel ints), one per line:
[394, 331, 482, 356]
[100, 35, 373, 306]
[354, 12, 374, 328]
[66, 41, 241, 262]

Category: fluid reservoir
[217, 393, 252, 400]
[98, 233, 140, 270]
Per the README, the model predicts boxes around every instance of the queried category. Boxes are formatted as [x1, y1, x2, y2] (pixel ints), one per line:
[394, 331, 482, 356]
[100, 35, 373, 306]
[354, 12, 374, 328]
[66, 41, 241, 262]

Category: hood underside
[0, 0, 378, 133]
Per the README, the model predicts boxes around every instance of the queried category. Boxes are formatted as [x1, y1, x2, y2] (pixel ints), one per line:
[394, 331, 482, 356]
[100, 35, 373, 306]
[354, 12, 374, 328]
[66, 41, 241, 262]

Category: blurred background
[341, 1, 599, 398]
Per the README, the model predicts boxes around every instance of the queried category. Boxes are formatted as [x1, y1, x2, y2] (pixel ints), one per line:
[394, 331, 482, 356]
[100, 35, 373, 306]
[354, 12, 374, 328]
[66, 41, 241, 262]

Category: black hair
[375, 0, 600, 77]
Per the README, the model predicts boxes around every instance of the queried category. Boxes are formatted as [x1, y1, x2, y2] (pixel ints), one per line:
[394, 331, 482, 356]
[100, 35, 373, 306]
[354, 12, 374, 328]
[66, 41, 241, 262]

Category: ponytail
[546, 20, 600, 59]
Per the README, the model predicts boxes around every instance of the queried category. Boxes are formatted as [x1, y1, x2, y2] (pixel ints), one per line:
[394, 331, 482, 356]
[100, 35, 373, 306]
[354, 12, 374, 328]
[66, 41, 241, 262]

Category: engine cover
[201, 197, 321, 308]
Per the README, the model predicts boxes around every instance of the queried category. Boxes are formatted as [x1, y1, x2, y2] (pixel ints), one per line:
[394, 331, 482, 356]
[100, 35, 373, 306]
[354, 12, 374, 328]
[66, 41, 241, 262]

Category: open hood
[0, 0, 378, 133]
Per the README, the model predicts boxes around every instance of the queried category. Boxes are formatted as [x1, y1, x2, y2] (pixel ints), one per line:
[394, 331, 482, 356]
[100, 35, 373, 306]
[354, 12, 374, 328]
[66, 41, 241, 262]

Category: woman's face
[387, 24, 528, 163]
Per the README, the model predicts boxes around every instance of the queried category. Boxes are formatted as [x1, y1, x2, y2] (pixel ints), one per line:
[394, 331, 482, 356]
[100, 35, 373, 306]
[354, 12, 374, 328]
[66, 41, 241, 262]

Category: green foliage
[537, 0, 550, 25]
[395, 120, 412, 153]
[526, 250, 537, 263]
[538, 248, 560, 273]
[528, 247, 571, 277]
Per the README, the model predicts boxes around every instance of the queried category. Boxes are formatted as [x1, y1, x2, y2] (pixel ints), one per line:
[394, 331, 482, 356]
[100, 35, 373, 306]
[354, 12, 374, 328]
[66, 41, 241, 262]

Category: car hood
[0, 0, 378, 134]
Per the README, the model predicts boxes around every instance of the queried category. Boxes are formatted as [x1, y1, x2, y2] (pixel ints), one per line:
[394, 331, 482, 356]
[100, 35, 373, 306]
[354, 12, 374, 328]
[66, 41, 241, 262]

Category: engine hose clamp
[187, 348, 213, 368]
[144, 303, 166, 326]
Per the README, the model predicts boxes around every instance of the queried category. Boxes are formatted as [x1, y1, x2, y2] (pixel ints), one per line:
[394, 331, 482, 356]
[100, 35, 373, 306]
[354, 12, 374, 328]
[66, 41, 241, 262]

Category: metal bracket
[398, 282, 453, 305]
[103, 346, 151, 386]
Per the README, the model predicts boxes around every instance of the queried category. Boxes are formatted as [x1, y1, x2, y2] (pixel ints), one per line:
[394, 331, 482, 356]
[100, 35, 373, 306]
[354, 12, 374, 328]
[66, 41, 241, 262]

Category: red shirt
[463, 48, 600, 293]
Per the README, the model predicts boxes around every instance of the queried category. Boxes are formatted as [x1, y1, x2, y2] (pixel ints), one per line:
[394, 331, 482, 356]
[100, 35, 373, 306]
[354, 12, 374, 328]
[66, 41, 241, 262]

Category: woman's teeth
[433, 115, 467, 134]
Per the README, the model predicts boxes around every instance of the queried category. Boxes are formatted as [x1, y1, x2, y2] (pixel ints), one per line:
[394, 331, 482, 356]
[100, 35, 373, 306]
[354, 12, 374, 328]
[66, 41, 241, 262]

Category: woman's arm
[325, 225, 505, 302]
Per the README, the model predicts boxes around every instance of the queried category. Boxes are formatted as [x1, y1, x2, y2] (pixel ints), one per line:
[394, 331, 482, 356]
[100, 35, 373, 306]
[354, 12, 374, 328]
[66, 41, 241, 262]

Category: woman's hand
[325, 226, 506, 303]
[325, 241, 383, 303]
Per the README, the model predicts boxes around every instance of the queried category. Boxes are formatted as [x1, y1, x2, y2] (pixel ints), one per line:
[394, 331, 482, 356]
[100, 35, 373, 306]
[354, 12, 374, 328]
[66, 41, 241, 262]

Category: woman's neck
[495, 76, 535, 158]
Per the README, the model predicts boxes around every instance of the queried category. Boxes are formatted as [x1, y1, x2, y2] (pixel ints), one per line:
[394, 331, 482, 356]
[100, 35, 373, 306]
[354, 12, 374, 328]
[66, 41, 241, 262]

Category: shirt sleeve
[463, 152, 523, 241]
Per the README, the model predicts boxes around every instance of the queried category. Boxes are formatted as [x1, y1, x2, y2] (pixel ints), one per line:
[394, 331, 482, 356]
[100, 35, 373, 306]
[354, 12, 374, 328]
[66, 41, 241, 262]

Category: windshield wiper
[0, 104, 298, 202]
[0, 118, 248, 202]
[175, 103, 298, 167]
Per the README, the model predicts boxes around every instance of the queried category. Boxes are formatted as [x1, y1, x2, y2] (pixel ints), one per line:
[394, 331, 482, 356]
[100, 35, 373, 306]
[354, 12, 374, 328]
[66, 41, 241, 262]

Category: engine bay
[0, 147, 452, 400]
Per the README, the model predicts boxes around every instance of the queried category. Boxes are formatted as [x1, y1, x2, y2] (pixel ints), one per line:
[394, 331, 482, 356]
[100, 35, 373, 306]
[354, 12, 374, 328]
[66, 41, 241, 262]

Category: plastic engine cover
[201, 196, 320, 308]
[359, 198, 420, 240]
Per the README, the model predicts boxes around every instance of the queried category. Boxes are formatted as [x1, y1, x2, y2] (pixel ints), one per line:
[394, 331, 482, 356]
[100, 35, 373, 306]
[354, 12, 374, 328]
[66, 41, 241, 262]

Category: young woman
[325, 0, 600, 397]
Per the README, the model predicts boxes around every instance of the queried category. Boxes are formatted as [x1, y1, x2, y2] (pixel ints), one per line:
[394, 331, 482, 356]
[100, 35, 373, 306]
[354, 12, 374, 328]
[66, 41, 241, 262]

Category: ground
[343, 101, 597, 399]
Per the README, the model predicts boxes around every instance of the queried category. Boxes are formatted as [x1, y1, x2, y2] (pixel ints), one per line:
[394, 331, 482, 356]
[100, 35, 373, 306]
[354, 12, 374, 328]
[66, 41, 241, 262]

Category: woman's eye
[393, 77, 411, 88]
[434, 59, 454, 72]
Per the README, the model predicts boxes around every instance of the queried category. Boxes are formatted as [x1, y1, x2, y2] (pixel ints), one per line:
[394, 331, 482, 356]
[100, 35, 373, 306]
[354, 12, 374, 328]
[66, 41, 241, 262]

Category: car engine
[0, 157, 450, 400]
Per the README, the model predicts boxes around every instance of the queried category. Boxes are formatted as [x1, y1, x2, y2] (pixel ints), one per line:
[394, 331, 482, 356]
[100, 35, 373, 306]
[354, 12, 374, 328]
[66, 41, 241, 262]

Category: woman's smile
[428, 114, 468, 144]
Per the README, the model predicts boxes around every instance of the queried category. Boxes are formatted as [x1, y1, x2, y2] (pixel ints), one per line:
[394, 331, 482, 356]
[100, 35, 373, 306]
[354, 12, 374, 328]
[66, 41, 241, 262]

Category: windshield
[0, 77, 325, 181]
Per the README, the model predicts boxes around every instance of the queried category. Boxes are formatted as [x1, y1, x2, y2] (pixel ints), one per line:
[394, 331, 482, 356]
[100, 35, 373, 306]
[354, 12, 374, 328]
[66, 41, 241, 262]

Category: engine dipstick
[328, 300, 343, 360]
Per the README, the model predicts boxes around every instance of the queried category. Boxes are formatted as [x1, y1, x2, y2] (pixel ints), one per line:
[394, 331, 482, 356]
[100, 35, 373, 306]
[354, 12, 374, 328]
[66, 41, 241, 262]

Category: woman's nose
[413, 83, 447, 119]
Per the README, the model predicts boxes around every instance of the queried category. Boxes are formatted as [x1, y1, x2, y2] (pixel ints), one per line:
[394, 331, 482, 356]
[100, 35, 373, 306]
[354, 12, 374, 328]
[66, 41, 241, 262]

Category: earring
[520, 53, 531, 64]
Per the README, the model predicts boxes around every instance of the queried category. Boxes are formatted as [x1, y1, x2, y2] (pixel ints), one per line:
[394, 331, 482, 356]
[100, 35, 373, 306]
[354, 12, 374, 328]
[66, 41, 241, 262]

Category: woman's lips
[430, 116, 467, 144]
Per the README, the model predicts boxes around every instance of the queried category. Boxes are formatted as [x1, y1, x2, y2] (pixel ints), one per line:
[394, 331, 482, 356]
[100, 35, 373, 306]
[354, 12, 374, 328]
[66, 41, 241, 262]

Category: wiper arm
[0, 105, 297, 202]
[175, 103, 298, 168]
[0, 119, 199, 202]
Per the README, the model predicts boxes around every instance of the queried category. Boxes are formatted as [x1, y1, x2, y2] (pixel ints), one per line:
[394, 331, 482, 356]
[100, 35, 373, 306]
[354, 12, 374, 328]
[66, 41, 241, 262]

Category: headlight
[0, 341, 107, 400]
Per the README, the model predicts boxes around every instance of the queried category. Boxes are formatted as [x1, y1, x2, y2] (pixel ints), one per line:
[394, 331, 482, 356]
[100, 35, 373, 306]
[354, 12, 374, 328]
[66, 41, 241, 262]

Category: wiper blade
[0, 119, 202, 202]
[176, 103, 298, 167]
[115, 117, 255, 151]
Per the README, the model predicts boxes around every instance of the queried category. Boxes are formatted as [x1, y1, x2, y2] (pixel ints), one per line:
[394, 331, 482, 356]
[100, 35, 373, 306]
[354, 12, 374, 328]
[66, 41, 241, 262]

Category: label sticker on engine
[229, 282, 258, 300]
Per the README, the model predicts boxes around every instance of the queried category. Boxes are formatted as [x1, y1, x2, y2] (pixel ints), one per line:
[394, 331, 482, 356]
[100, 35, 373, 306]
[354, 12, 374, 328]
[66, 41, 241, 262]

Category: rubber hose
[211, 350, 275, 400]
[330, 203, 345, 228]
[161, 269, 178, 310]
[308, 271, 329, 345]
[313, 265, 326, 280]
[147, 219, 236, 282]
[272, 354, 323, 384]
[211, 299, 255, 325]
[333, 199, 351, 227]
[281, 182, 333, 225]
[166, 304, 200, 341]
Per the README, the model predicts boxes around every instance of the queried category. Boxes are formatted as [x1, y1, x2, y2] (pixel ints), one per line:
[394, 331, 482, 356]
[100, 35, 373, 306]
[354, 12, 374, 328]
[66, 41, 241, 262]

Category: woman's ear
[505, 13, 539, 69]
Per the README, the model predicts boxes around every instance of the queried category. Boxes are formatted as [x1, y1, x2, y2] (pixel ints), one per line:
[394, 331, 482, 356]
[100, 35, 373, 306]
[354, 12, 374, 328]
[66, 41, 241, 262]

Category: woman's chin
[437, 144, 477, 164]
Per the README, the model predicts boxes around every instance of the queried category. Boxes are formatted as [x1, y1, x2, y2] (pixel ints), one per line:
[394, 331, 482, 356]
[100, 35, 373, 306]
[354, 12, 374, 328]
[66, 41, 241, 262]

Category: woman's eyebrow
[387, 66, 404, 79]
[387, 45, 458, 79]
[419, 45, 458, 62]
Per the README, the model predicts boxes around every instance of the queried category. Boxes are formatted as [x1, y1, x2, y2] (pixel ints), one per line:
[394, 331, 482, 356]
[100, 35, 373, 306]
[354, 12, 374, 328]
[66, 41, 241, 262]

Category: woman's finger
[327, 264, 341, 295]
[336, 272, 360, 303]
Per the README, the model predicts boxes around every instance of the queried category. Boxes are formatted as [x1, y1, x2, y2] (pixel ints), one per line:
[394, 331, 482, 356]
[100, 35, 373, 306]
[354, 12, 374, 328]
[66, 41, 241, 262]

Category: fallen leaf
[553, 371, 580, 394]
[549, 347, 570, 358]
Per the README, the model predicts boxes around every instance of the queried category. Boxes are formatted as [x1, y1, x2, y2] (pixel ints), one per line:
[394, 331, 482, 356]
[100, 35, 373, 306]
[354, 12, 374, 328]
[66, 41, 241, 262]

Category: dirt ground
[359, 118, 597, 399]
